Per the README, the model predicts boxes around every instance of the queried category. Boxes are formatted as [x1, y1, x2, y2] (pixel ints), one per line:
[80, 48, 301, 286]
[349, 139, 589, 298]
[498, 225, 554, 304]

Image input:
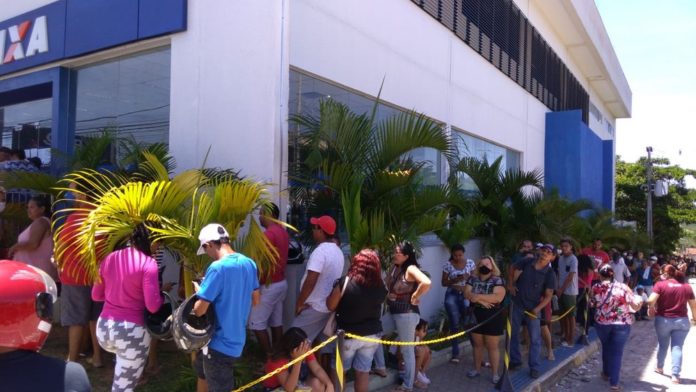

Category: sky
[595, 0, 696, 182]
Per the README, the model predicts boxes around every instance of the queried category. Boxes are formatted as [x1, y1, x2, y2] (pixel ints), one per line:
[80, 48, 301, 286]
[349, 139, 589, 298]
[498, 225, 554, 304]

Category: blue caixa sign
[0, 0, 187, 77]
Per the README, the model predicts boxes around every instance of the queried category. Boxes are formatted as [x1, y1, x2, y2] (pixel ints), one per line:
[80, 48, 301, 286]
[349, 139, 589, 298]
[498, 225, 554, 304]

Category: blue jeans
[372, 333, 386, 370]
[393, 312, 420, 389]
[444, 288, 469, 357]
[595, 324, 631, 387]
[510, 304, 541, 371]
[654, 316, 690, 377]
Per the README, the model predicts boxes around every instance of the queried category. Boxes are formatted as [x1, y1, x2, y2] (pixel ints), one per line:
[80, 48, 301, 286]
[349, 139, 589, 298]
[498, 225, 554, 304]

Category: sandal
[609, 385, 622, 391]
[671, 376, 680, 384]
[391, 386, 412, 392]
[371, 368, 388, 378]
[654, 368, 663, 375]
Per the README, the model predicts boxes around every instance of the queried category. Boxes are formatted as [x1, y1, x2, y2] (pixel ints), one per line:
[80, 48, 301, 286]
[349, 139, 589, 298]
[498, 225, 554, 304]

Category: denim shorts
[194, 347, 237, 392]
[336, 334, 380, 373]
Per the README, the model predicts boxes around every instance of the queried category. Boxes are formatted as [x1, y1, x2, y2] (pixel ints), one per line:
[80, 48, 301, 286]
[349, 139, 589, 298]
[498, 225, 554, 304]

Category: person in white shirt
[556, 239, 578, 347]
[292, 215, 345, 343]
[610, 249, 631, 284]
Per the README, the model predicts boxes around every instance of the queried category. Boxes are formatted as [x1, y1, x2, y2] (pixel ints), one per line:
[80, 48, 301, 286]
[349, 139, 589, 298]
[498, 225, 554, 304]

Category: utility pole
[646, 146, 654, 247]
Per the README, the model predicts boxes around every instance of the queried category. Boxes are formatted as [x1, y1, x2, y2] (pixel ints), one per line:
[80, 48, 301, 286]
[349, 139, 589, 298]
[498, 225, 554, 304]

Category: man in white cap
[192, 223, 260, 392]
[292, 215, 344, 342]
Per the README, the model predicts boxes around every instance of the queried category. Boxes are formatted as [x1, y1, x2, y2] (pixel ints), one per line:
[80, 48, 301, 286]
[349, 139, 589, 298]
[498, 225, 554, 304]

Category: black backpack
[287, 234, 305, 264]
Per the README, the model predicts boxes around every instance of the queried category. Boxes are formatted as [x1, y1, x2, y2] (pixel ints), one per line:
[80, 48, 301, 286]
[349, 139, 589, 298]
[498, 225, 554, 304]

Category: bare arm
[11, 218, 50, 255]
[252, 289, 261, 307]
[647, 292, 659, 306]
[688, 299, 696, 323]
[407, 265, 431, 305]
[296, 271, 320, 315]
[307, 358, 334, 392]
[326, 283, 341, 312]
[276, 341, 310, 392]
[532, 288, 554, 315]
[475, 285, 506, 304]
[193, 298, 211, 317]
[557, 272, 576, 296]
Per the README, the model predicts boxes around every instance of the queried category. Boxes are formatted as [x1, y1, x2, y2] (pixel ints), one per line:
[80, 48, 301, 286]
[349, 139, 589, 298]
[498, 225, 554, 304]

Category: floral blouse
[590, 281, 637, 325]
[443, 259, 476, 287]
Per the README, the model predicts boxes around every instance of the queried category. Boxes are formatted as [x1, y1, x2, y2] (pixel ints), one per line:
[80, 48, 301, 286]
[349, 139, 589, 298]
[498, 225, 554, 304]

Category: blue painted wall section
[545, 110, 614, 211]
[602, 140, 614, 211]
[0, 0, 187, 77]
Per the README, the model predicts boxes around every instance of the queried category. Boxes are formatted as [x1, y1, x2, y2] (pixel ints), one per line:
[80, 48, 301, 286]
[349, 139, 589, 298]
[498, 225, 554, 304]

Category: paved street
[371, 318, 696, 392]
[549, 319, 696, 392]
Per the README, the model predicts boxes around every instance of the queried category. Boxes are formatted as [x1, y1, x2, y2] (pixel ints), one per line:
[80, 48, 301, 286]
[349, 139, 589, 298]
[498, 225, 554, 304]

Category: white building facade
[0, 0, 631, 323]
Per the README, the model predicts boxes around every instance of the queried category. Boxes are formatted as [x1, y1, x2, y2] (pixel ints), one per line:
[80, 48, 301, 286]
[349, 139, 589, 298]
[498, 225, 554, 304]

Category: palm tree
[53, 154, 281, 297]
[290, 98, 455, 256]
[448, 156, 544, 259]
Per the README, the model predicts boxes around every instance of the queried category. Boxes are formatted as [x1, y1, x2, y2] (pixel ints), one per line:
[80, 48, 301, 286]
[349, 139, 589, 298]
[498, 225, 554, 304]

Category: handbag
[322, 277, 350, 336]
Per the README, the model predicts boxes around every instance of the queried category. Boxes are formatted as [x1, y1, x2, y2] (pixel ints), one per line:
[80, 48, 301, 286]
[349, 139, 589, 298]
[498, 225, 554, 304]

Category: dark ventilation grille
[413, 0, 589, 124]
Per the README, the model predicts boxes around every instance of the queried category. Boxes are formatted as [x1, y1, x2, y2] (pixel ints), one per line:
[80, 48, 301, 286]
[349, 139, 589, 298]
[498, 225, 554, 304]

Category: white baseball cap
[196, 223, 230, 255]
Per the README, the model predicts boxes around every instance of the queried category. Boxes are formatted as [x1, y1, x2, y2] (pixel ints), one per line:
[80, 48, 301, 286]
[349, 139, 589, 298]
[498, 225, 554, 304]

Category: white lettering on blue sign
[0, 16, 49, 65]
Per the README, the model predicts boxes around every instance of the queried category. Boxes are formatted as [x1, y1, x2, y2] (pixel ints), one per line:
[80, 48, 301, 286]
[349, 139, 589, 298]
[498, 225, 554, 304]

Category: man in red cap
[292, 215, 345, 342]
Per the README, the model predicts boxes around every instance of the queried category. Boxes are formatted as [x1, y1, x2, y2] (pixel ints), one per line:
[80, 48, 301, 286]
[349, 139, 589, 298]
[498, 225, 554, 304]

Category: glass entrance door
[0, 97, 53, 167]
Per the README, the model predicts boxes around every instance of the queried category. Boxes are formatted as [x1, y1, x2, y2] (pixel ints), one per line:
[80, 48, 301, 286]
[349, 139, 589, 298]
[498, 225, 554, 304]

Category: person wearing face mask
[463, 256, 506, 383]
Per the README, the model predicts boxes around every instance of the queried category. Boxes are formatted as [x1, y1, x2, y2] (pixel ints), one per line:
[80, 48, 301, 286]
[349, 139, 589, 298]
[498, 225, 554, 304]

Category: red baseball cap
[310, 215, 336, 235]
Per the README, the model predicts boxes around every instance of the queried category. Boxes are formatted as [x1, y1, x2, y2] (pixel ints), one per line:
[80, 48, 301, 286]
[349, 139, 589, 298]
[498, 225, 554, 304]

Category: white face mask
[0, 202, 6, 213]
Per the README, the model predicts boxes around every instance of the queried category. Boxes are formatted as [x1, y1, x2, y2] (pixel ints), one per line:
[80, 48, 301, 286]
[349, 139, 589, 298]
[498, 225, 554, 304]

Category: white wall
[169, 0, 289, 198]
[0, 0, 57, 20]
[290, 0, 551, 175]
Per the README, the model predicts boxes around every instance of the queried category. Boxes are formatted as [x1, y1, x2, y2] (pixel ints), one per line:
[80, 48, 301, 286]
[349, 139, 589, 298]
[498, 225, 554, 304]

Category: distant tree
[614, 155, 696, 254]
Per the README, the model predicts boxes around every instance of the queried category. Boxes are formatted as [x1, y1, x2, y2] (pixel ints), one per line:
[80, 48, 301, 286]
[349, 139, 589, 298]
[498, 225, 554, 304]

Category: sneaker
[492, 374, 500, 384]
[417, 372, 431, 385]
[561, 341, 573, 348]
[467, 370, 480, 378]
[530, 369, 540, 379]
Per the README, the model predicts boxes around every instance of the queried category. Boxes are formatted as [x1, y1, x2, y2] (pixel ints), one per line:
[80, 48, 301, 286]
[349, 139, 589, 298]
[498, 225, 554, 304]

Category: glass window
[288, 70, 443, 230]
[0, 98, 52, 167]
[75, 47, 171, 161]
[453, 129, 520, 192]
[289, 70, 441, 183]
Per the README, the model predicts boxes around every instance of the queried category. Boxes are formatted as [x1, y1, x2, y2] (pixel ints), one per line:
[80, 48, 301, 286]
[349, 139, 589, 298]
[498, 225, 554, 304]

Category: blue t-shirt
[512, 257, 556, 311]
[198, 252, 259, 357]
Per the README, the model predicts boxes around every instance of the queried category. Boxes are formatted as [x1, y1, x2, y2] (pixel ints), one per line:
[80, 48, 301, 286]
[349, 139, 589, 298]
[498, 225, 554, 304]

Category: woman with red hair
[327, 249, 387, 392]
[647, 264, 696, 384]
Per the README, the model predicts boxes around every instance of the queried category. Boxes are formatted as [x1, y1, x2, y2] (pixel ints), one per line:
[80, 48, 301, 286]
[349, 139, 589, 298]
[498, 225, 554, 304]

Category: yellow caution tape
[232, 335, 338, 392]
[524, 303, 576, 323]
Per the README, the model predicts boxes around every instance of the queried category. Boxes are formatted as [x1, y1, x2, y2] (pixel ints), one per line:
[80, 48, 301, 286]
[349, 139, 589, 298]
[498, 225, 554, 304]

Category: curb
[522, 338, 601, 392]
[343, 340, 473, 392]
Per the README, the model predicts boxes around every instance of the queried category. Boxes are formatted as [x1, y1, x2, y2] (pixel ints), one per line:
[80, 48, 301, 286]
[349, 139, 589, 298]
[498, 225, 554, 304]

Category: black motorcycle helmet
[172, 294, 216, 353]
[145, 291, 178, 341]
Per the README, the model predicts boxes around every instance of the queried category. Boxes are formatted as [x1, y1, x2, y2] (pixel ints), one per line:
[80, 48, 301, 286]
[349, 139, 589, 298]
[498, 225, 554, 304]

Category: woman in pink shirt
[10, 195, 56, 280]
[92, 223, 163, 392]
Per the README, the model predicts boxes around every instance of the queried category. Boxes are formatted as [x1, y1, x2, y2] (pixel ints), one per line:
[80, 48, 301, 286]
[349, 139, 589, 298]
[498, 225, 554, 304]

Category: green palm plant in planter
[290, 98, 455, 257]
[448, 156, 544, 261]
[53, 153, 280, 298]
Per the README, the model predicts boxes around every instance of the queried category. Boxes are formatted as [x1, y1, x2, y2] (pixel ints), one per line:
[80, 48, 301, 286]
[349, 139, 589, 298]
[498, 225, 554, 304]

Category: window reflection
[0, 98, 52, 166]
[453, 129, 520, 192]
[75, 47, 171, 161]
[288, 70, 443, 230]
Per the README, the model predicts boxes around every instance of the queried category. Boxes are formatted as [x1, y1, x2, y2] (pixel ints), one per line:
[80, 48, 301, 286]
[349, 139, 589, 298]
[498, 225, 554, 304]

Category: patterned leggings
[96, 318, 151, 392]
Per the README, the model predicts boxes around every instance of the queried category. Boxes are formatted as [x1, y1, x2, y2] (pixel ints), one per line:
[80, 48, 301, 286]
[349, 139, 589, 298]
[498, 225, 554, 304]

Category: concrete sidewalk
[364, 327, 600, 392]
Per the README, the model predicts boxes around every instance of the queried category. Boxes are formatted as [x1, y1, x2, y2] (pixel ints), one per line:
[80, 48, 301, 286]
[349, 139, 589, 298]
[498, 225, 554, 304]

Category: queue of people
[2, 189, 696, 392]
